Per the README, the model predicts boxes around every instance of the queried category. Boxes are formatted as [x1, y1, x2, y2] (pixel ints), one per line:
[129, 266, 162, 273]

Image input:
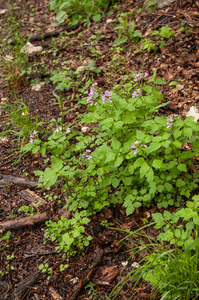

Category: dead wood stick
[0, 212, 49, 232]
[15, 270, 42, 294]
[0, 174, 38, 188]
[66, 254, 102, 300]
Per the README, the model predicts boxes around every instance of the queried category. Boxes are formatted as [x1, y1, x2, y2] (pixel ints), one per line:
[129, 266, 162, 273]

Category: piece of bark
[66, 254, 102, 300]
[14, 270, 42, 294]
[0, 212, 49, 232]
[19, 189, 47, 207]
[0, 174, 38, 188]
[96, 266, 119, 285]
[49, 286, 63, 300]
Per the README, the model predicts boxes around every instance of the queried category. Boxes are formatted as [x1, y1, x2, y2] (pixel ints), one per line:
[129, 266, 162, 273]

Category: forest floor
[0, 0, 199, 299]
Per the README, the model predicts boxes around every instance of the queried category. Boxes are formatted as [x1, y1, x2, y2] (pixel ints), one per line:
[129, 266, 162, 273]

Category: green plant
[59, 263, 69, 271]
[44, 193, 59, 203]
[44, 211, 92, 256]
[49, 0, 111, 26]
[0, 97, 41, 146]
[21, 69, 199, 259]
[100, 220, 113, 227]
[141, 195, 199, 299]
[145, 0, 157, 12]
[0, 270, 5, 277]
[39, 263, 53, 280]
[113, 17, 141, 47]
[7, 253, 14, 260]
[18, 201, 41, 216]
[85, 282, 106, 300]
[135, 38, 157, 53]
[5, 210, 14, 219]
[0, 231, 11, 246]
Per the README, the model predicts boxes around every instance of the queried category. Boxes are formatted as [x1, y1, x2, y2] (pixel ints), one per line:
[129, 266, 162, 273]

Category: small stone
[106, 19, 112, 24]
[81, 127, 89, 133]
[76, 66, 85, 72]
[131, 262, 140, 269]
[0, 9, 7, 14]
[21, 42, 42, 55]
[70, 277, 79, 284]
[31, 82, 45, 91]
[186, 106, 199, 122]
[4, 55, 14, 61]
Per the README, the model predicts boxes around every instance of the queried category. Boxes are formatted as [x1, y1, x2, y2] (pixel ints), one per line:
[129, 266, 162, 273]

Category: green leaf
[164, 182, 173, 192]
[112, 177, 120, 188]
[39, 168, 58, 189]
[51, 157, 63, 171]
[21, 142, 34, 152]
[105, 151, 116, 163]
[152, 213, 165, 223]
[122, 177, 132, 185]
[172, 140, 182, 148]
[140, 162, 150, 178]
[93, 14, 101, 22]
[146, 168, 154, 183]
[152, 159, 164, 169]
[111, 139, 121, 150]
[114, 121, 123, 129]
[154, 78, 167, 84]
[177, 163, 187, 172]
[157, 185, 164, 193]
[114, 156, 123, 167]
[133, 157, 145, 169]
[176, 179, 185, 187]
[183, 127, 192, 138]
[147, 142, 161, 154]
[56, 10, 67, 23]
[113, 37, 128, 47]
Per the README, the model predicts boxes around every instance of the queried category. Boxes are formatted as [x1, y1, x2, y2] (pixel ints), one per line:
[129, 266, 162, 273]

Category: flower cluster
[29, 130, 37, 143]
[132, 89, 142, 98]
[87, 82, 98, 106]
[82, 149, 92, 160]
[134, 72, 148, 82]
[102, 90, 113, 104]
[131, 141, 147, 154]
[166, 114, 179, 128]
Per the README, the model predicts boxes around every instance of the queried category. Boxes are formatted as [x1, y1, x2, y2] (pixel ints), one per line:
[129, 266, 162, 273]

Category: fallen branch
[14, 270, 42, 294]
[66, 254, 102, 300]
[0, 174, 38, 188]
[0, 212, 49, 232]
[10, 18, 93, 45]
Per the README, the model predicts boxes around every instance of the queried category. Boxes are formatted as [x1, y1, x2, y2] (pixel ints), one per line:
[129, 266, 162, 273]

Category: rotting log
[0, 212, 49, 232]
[0, 174, 38, 188]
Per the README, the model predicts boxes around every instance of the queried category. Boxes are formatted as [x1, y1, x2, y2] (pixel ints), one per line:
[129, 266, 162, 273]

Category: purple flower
[131, 141, 139, 154]
[131, 141, 147, 154]
[172, 114, 179, 118]
[134, 72, 148, 82]
[29, 130, 37, 143]
[87, 82, 98, 106]
[82, 149, 92, 160]
[131, 141, 139, 149]
[132, 148, 139, 154]
[132, 89, 142, 98]
[102, 90, 112, 104]
[167, 117, 173, 122]
[166, 114, 178, 129]
[166, 122, 172, 128]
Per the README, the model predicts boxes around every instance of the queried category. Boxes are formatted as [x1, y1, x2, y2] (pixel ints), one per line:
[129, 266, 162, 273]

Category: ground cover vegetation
[0, 0, 199, 299]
